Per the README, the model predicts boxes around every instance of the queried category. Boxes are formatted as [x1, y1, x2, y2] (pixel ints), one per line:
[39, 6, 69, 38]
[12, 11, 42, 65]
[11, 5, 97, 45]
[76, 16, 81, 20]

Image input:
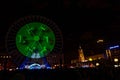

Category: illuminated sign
[109, 45, 119, 49]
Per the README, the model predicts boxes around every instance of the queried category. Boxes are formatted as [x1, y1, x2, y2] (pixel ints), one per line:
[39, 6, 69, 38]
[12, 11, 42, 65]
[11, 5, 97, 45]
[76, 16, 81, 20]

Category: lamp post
[114, 58, 119, 67]
[114, 58, 118, 62]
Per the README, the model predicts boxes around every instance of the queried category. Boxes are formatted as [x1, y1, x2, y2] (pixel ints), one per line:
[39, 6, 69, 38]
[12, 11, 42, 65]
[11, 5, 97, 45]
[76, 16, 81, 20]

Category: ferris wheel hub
[34, 36, 40, 41]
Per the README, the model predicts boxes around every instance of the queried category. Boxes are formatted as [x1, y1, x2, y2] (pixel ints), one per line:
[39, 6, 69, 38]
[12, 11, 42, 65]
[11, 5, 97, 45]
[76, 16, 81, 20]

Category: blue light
[28, 63, 41, 69]
[31, 52, 40, 59]
[27, 63, 52, 69]
[109, 45, 119, 49]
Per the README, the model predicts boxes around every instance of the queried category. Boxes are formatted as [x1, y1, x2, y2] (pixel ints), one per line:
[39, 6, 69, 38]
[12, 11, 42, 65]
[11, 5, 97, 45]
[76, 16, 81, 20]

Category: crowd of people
[0, 67, 120, 80]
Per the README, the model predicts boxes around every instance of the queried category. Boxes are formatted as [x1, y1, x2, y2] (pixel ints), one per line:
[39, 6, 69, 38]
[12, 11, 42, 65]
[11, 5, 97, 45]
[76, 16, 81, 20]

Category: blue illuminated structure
[18, 49, 52, 69]
[28, 63, 41, 69]
[19, 58, 29, 69]
[109, 45, 119, 50]
[19, 57, 51, 69]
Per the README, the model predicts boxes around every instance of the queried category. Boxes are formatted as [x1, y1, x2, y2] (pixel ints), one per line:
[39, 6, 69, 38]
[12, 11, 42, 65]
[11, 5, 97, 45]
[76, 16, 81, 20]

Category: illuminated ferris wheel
[5, 15, 63, 69]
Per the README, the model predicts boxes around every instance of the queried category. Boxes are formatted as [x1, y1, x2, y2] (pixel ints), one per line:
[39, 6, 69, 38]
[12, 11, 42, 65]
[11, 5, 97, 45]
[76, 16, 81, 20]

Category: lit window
[6, 56, 8, 58]
[3, 56, 5, 58]
[98, 57, 101, 59]
[9, 56, 11, 58]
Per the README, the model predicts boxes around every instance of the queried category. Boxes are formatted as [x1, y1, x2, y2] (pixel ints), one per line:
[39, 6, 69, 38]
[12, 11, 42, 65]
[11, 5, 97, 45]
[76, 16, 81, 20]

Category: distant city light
[88, 58, 93, 61]
[97, 39, 104, 43]
[96, 63, 100, 66]
[109, 45, 119, 50]
[114, 58, 118, 62]
[114, 65, 119, 68]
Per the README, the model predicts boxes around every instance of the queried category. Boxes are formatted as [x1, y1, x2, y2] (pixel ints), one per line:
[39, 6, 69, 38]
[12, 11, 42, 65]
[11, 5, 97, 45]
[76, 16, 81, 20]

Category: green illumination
[16, 22, 56, 58]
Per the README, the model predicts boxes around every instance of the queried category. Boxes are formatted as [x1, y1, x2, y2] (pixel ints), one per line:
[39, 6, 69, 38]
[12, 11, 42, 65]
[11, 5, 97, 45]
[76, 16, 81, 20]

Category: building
[71, 46, 107, 68]
[78, 46, 85, 62]
[46, 53, 64, 69]
[0, 53, 17, 70]
[106, 45, 120, 67]
[0, 51, 64, 70]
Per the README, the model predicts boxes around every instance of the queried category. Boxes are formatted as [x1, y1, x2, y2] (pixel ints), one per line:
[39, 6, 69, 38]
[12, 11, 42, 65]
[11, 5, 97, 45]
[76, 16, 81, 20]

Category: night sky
[0, 0, 118, 63]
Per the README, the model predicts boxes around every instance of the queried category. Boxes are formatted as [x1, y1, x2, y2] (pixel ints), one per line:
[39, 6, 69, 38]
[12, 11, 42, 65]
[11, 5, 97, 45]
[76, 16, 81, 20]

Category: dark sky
[0, 0, 119, 63]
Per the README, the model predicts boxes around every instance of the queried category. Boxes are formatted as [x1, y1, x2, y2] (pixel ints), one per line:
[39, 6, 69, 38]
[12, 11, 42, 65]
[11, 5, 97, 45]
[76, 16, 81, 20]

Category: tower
[78, 46, 85, 62]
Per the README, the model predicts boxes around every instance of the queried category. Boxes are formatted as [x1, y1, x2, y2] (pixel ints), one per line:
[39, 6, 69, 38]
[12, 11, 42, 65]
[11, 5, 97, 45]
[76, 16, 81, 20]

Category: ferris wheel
[5, 15, 63, 69]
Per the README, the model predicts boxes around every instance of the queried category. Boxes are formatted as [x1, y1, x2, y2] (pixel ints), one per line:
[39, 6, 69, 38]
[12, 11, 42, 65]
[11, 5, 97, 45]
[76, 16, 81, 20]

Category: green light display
[16, 22, 56, 58]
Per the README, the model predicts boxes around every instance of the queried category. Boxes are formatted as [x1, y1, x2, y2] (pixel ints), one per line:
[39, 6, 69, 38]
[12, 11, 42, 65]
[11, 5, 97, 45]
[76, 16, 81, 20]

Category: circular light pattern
[5, 15, 63, 67]
[16, 22, 55, 58]
[28, 63, 41, 69]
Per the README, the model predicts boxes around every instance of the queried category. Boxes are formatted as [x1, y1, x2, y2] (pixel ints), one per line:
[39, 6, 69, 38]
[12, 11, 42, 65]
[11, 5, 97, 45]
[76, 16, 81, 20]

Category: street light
[114, 58, 119, 67]
[114, 58, 118, 62]
[96, 62, 100, 66]
[88, 58, 93, 61]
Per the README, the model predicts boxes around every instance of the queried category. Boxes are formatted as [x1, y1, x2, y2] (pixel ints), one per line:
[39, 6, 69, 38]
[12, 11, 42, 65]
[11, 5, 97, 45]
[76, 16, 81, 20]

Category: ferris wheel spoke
[29, 41, 36, 50]
[36, 41, 42, 50]
[26, 24, 35, 36]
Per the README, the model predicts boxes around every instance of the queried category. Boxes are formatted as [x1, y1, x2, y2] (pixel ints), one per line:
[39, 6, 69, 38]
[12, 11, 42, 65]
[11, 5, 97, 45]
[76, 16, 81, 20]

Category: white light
[96, 63, 100, 66]
[9, 69, 13, 71]
[81, 65, 89, 68]
[114, 65, 119, 67]
[47, 67, 52, 69]
[70, 66, 75, 68]
[16, 67, 19, 69]
[25, 65, 29, 69]
[97, 39, 104, 43]
[28, 63, 41, 69]
[31, 53, 40, 59]
[41, 65, 46, 69]
[114, 58, 118, 62]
